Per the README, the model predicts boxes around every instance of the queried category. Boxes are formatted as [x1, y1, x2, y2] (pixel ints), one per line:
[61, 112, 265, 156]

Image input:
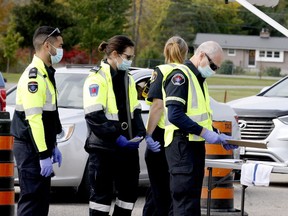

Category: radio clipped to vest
[142, 79, 151, 98]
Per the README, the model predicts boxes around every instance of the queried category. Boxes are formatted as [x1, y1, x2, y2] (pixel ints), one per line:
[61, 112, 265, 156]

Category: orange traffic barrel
[201, 121, 237, 214]
[0, 111, 14, 216]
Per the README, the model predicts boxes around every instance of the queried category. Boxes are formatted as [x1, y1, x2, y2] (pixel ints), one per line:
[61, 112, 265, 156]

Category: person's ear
[111, 50, 118, 58]
[43, 41, 50, 51]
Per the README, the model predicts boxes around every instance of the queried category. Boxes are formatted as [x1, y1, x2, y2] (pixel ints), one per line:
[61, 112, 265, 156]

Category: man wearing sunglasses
[163, 41, 238, 216]
[11, 26, 64, 216]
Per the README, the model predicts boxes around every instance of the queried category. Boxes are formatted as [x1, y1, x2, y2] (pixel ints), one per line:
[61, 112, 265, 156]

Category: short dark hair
[98, 35, 134, 57]
[33, 26, 61, 50]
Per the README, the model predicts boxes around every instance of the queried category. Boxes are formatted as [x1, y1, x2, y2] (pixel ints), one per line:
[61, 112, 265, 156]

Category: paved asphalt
[13, 173, 288, 216]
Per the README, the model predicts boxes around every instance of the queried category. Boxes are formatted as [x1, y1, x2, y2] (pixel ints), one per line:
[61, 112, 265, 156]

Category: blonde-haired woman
[143, 36, 188, 216]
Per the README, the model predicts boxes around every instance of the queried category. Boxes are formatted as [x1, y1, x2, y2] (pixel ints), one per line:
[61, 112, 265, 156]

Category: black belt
[174, 130, 188, 137]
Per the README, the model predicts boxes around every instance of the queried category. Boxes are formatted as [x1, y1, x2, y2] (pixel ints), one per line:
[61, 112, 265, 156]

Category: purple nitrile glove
[40, 157, 53, 177]
[145, 135, 161, 152]
[219, 133, 239, 150]
[201, 129, 221, 144]
[52, 146, 62, 167]
[116, 135, 140, 149]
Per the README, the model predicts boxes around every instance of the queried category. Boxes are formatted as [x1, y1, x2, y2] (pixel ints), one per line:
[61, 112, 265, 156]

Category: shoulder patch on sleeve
[90, 66, 102, 73]
[150, 70, 158, 83]
[28, 81, 38, 93]
[28, 67, 38, 79]
[171, 73, 185, 86]
[89, 84, 99, 97]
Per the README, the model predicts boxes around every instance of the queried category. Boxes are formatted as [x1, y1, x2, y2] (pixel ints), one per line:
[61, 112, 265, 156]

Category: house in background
[193, 30, 288, 75]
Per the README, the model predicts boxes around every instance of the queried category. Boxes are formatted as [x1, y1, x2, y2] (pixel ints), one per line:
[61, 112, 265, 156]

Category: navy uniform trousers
[143, 126, 172, 216]
[89, 147, 139, 216]
[165, 131, 205, 216]
[14, 139, 51, 216]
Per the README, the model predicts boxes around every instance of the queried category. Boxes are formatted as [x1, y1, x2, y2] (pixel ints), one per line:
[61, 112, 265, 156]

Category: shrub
[264, 67, 281, 77]
[218, 60, 234, 74]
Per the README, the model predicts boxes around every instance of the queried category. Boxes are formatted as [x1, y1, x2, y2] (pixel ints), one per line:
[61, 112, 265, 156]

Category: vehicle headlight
[56, 123, 75, 143]
[278, 115, 288, 125]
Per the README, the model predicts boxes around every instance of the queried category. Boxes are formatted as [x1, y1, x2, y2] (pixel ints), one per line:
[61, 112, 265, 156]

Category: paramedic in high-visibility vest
[163, 41, 238, 216]
[11, 26, 63, 216]
[142, 36, 189, 216]
[83, 35, 146, 216]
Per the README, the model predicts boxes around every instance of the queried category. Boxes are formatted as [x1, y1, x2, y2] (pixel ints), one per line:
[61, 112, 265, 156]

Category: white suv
[228, 75, 288, 163]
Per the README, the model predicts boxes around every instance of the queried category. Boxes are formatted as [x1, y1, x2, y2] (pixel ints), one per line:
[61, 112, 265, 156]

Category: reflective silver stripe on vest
[189, 112, 209, 122]
[35, 71, 55, 111]
[16, 104, 55, 114]
[89, 201, 110, 212]
[98, 69, 107, 79]
[15, 104, 24, 112]
[105, 113, 119, 121]
[115, 198, 134, 210]
[166, 96, 186, 105]
[84, 104, 103, 114]
[130, 103, 141, 119]
[177, 65, 198, 108]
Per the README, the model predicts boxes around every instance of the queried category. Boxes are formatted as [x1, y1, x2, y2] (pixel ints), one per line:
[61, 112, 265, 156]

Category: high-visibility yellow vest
[163, 64, 213, 146]
[146, 63, 182, 129]
[83, 60, 141, 120]
[13, 55, 58, 153]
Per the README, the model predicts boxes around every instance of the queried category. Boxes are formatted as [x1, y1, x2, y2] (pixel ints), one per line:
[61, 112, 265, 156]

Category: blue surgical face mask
[117, 56, 132, 71]
[198, 65, 215, 78]
[49, 43, 63, 64]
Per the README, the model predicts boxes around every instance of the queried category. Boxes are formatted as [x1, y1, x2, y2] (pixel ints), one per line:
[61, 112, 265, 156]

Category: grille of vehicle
[238, 117, 274, 140]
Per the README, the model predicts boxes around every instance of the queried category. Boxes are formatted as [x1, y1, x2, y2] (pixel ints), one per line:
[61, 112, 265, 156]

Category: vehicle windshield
[6, 73, 88, 109]
[56, 73, 88, 108]
[262, 77, 288, 98]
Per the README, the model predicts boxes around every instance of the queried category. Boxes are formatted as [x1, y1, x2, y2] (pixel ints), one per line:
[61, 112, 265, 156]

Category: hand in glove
[40, 157, 53, 177]
[201, 129, 222, 144]
[145, 135, 161, 152]
[219, 133, 238, 150]
[52, 146, 62, 167]
[116, 135, 141, 149]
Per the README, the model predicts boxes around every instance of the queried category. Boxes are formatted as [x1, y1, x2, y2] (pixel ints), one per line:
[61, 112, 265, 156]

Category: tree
[130, 0, 171, 66]
[235, 0, 288, 36]
[0, 23, 23, 73]
[67, 0, 131, 64]
[0, 0, 14, 33]
[158, 0, 243, 51]
[12, 0, 74, 58]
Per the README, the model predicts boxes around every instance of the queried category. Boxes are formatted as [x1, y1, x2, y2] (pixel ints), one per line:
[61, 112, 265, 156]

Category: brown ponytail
[163, 36, 188, 64]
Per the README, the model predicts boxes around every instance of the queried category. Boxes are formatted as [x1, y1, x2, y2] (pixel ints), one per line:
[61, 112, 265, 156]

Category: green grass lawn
[2, 72, 21, 83]
[207, 76, 280, 86]
[209, 88, 261, 103]
[207, 76, 280, 102]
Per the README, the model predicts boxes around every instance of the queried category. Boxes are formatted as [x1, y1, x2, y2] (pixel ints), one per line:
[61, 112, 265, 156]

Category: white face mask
[198, 65, 215, 78]
[49, 44, 63, 64]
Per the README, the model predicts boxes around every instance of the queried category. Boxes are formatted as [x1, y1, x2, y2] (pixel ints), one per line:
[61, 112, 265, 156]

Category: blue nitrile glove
[52, 146, 62, 167]
[145, 135, 161, 152]
[219, 133, 239, 150]
[116, 135, 140, 149]
[40, 157, 53, 177]
[201, 129, 221, 144]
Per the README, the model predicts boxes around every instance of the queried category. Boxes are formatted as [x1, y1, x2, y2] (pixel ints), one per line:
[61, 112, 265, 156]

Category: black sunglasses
[205, 53, 219, 71]
[43, 28, 61, 43]
[121, 53, 135, 61]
